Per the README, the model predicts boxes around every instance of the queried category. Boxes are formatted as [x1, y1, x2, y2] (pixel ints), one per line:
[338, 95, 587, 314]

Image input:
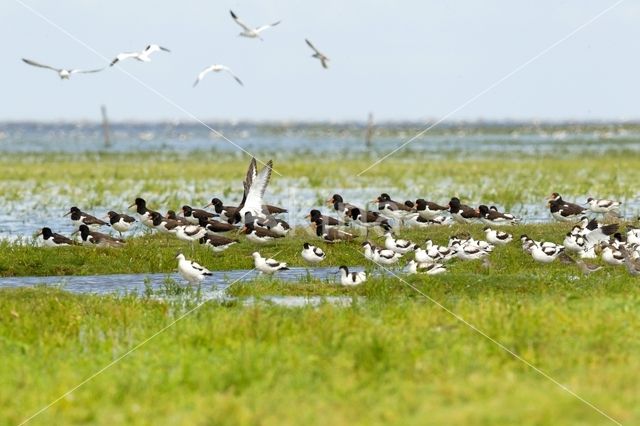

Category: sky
[2, 0, 639, 122]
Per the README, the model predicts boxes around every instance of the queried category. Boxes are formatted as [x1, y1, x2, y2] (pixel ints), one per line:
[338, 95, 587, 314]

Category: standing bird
[22, 58, 104, 80]
[338, 266, 366, 286]
[230, 10, 281, 40]
[37, 227, 76, 247]
[181, 205, 216, 225]
[204, 198, 238, 223]
[313, 217, 354, 242]
[305, 39, 329, 69]
[414, 199, 449, 219]
[252, 252, 289, 274]
[106, 211, 136, 237]
[110, 44, 170, 66]
[193, 64, 244, 87]
[477, 205, 520, 226]
[176, 253, 212, 285]
[301, 242, 326, 264]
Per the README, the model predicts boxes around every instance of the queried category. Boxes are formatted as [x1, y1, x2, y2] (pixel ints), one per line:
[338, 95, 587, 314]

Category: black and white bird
[237, 158, 278, 222]
[37, 227, 76, 247]
[64, 207, 109, 230]
[338, 266, 366, 286]
[204, 198, 238, 223]
[176, 253, 212, 284]
[375, 193, 413, 221]
[301, 242, 326, 264]
[150, 211, 180, 234]
[424, 240, 455, 262]
[307, 209, 344, 227]
[199, 234, 238, 253]
[478, 205, 520, 226]
[483, 227, 513, 245]
[230, 10, 281, 40]
[241, 222, 284, 244]
[243, 212, 290, 237]
[530, 242, 565, 263]
[305, 39, 329, 69]
[313, 218, 354, 243]
[414, 199, 449, 219]
[586, 197, 621, 215]
[193, 64, 244, 87]
[175, 224, 207, 243]
[326, 194, 360, 222]
[110, 44, 170, 66]
[600, 242, 624, 266]
[129, 198, 159, 228]
[448, 197, 480, 224]
[362, 241, 402, 265]
[181, 205, 216, 225]
[77, 225, 124, 247]
[404, 260, 447, 275]
[106, 211, 136, 237]
[22, 58, 104, 80]
[548, 193, 586, 222]
[383, 231, 415, 254]
[349, 208, 389, 231]
[252, 252, 289, 274]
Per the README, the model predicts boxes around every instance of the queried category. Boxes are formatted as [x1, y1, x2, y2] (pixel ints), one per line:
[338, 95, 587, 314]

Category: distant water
[2, 121, 640, 155]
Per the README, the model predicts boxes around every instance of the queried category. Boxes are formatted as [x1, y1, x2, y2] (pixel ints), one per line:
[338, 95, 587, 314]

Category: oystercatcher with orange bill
[478, 205, 520, 226]
[414, 199, 449, 219]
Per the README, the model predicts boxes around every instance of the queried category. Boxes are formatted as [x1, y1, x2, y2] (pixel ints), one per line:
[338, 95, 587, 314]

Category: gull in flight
[193, 65, 244, 87]
[230, 10, 281, 40]
[305, 39, 329, 69]
[110, 44, 170, 66]
[22, 58, 104, 80]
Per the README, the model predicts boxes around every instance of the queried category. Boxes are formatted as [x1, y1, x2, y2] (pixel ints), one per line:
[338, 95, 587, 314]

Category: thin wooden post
[101, 105, 111, 148]
[365, 112, 374, 148]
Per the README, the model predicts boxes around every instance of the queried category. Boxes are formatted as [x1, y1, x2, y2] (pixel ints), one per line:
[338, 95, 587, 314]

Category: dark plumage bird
[77, 224, 124, 247]
[204, 198, 238, 223]
[181, 205, 216, 225]
[150, 211, 181, 233]
[307, 209, 344, 227]
[326, 194, 360, 220]
[199, 234, 238, 252]
[548, 193, 586, 222]
[37, 227, 76, 247]
[414, 199, 449, 219]
[375, 193, 412, 212]
[313, 217, 354, 242]
[128, 198, 159, 228]
[165, 210, 190, 225]
[448, 198, 480, 224]
[241, 222, 285, 244]
[106, 211, 136, 236]
[64, 206, 109, 230]
[477, 205, 520, 226]
[197, 216, 238, 234]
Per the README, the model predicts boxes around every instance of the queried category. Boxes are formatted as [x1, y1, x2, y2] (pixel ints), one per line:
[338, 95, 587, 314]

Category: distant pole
[365, 112, 374, 148]
[101, 105, 111, 148]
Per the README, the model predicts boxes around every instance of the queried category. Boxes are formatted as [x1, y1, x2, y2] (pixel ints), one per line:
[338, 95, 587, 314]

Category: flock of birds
[22, 10, 329, 86]
[33, 156, 640, 286]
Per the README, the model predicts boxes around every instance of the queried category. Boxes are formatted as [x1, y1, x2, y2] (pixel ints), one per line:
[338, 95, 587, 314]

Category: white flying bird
[230, 10, 281, 40]
[305, 39, 329, 69]
[193, 64, 244, 87]
[110, 44, 170, 66]
[22, 58, 104, 80]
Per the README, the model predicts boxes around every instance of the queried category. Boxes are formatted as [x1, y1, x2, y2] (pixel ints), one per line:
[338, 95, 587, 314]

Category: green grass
[0, 222, 631, 278]
[1, 286, 638, 425]
[3, 148, 640, 424]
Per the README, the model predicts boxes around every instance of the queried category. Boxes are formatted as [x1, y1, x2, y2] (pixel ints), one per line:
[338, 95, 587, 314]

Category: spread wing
[255, 21, 281, 33]
[305, 39, 321, 55]
[243, 160, 273, 216]
[223, 67, 244, 86]
[110, 52, 139, 66]
[230, 10, 252, 32]
[22, 58, 60, 72]
[193, 65, 215, 87]
[70, 67, 105, 74]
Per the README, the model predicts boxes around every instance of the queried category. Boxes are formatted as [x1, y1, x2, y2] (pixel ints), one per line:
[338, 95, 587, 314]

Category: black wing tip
[230, 10, 237, 18]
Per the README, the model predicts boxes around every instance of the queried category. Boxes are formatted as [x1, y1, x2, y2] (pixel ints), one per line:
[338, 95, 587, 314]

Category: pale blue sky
[3, 0, 638, 121]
